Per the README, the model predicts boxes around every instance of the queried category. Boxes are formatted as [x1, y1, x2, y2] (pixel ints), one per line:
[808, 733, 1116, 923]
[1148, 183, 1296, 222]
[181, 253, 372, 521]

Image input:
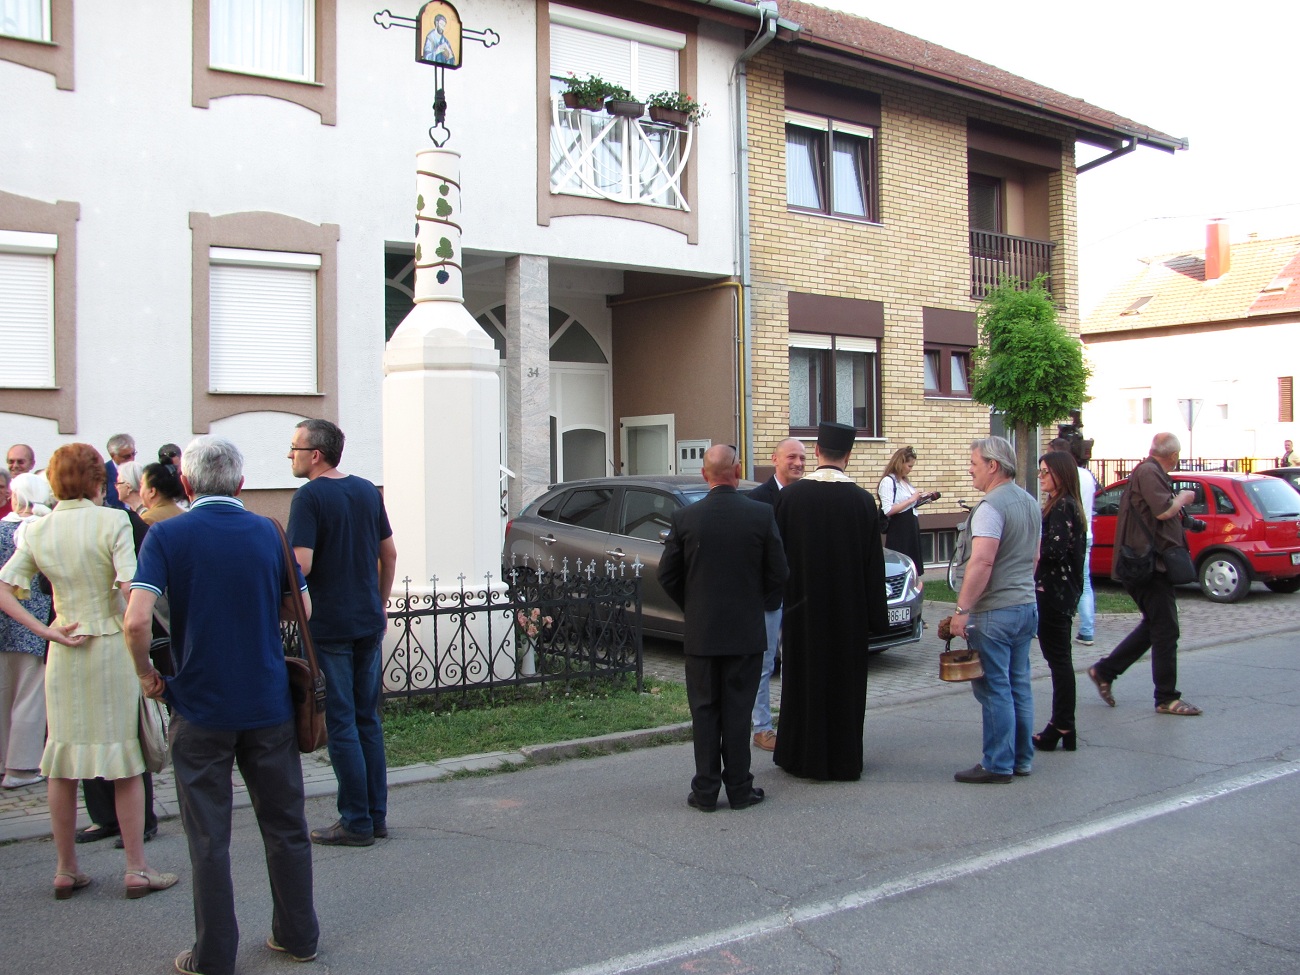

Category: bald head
[7, 444, 34, 475]
[701, 444, 741, 489]
[770, 437, 806, 486]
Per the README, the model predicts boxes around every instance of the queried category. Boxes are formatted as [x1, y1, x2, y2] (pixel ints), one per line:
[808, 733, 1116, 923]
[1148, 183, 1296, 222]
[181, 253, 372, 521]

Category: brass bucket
[939, 646, 983, 682]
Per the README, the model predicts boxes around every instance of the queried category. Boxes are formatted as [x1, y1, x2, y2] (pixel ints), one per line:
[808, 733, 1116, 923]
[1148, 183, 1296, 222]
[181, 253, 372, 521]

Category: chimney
[1206, 218, 1231, 280]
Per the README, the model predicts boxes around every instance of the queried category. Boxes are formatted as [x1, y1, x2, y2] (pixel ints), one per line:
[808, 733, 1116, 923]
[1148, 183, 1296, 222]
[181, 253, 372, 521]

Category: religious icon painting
[416, 0, 463, 68]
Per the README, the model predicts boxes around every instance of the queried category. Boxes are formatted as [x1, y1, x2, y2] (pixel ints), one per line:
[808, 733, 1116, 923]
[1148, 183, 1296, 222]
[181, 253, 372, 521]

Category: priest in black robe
[773, 421, 888, 781]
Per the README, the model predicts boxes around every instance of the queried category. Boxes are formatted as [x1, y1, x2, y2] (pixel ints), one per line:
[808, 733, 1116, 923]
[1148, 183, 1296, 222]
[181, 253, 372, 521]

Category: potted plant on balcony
[561, 73, 618, 111]
[603, 84, 644, 119]
[645, 90, 708, 127]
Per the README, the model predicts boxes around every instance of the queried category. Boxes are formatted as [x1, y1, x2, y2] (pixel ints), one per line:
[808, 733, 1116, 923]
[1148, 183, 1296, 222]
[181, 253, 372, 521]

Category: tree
[969, 276, 1090, 492]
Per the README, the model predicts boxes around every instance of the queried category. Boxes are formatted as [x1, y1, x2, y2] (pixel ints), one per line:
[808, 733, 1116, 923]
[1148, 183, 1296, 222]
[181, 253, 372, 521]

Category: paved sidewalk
[2, 585, 1295, 845]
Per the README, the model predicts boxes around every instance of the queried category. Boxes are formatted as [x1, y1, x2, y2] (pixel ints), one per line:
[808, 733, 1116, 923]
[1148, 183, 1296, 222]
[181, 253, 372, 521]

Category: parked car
[1091, 471, 1300, 602]
[504, 475, 924, 649]
[1257, 467, 1300, 495]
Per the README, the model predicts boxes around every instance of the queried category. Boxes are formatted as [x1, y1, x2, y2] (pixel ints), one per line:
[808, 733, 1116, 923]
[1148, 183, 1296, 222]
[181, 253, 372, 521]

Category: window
[788, 333, 879, 436]
[548, 5, 687, 210]
[209, 248, 319, 394]
[1126, 395, 1153, 425]
[1210, 485, 1236, 515]
[1, 0, 48, 41]
[786, 112, 875, 221]
[0, 230, 56, 388]
[211, 0, 313, 81]
[968, 174, 1002, 232]
[620, 489, 675, 542]
[555, 488, 613, 530]
[1171, 480, 1207, 516]
[924, 346, 971, 397]
[190, 210, 338, 432]
[1280, 376, 1294, 423]
[193, 0, 336, 124]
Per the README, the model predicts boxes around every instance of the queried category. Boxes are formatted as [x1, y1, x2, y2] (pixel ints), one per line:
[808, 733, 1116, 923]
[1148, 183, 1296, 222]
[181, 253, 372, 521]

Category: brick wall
[746, 49, 1080, 511]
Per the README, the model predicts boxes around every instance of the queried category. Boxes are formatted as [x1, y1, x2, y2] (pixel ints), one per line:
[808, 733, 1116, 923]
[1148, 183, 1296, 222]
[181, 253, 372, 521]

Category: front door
[621, 414, 675, 475]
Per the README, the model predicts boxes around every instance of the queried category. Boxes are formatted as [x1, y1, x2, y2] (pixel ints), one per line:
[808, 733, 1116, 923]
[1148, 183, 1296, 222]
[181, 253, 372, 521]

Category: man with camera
[1088, 432, 1203, 715]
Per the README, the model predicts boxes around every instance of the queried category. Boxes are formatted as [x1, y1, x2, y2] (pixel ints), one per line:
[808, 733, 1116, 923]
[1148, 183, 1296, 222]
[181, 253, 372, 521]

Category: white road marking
[556, 762, 1300, 975]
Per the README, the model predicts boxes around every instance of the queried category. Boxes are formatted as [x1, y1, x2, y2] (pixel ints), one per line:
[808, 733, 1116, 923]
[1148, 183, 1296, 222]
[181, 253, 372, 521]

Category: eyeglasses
[288, 445, 316, 452]
[1037, 469, 1053, 478]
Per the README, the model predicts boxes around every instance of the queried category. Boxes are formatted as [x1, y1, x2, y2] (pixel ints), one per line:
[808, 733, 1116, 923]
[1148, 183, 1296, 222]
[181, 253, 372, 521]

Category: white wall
[1083, 320, 1300, 461]
[0, 0, 744, 486]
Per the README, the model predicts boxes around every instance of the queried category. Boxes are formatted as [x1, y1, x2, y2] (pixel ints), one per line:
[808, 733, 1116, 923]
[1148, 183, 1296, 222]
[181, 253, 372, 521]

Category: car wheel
[1198, 552, 1250, 603]
[1264, 578, 1300, 594]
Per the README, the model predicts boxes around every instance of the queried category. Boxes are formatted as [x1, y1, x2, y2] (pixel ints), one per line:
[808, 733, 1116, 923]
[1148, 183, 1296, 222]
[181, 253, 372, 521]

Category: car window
[1170, 480, 1207, 515]
[1210, 485, 1236, 515]
[1095, 485, 1124, 517]
[536, 493, 563, 520]
[621, 489, 678, 541]
[554, 488, 614, 530]
[1242, 479, 1300, 519]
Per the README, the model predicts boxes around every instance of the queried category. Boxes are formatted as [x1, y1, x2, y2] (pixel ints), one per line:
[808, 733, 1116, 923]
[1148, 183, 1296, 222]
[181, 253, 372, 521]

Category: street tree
[969, 275, 1090, 492]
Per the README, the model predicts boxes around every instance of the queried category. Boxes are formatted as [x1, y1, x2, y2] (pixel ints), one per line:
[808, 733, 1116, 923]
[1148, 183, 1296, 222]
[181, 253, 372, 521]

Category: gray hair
[181, 436, 243, 497]
[1151, 432, 1181, 458]
[971, 436, 1017, 480]
[9, 472, 53, 513]
[106, 433, 136, 455]
[116, 460, 143, 494]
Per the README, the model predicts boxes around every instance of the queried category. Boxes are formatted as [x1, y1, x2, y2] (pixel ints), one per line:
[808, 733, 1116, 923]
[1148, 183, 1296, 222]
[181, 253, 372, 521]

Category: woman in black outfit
[1033, 450, 1087, 751]
[877, 447, 936, 575]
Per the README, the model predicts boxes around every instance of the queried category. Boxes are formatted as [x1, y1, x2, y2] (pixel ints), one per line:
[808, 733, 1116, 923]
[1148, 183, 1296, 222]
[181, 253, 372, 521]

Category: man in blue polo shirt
[288, 419, 396, 847]
[125, 436, 318, 975]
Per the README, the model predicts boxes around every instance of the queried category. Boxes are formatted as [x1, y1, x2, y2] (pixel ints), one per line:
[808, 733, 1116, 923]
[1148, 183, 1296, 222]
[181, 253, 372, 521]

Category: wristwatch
[955, 606, 969, 615]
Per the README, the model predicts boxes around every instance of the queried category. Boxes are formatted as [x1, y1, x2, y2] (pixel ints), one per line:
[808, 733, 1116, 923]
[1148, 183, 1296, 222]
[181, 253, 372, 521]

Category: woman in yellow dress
[0, 444, 177, 900]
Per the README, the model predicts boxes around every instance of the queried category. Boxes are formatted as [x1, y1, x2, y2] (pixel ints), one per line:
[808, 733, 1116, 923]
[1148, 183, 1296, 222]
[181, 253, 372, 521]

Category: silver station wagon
[503, 475, 924, 650]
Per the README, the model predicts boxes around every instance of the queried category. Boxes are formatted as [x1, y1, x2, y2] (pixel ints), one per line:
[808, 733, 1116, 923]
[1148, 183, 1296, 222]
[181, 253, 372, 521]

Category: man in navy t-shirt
[125, 435, 318, 975]
[288, 419, 397, 847]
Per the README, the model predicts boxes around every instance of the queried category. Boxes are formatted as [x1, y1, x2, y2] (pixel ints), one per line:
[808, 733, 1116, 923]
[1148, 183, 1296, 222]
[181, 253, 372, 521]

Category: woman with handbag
[1032, 451, 1087, 751]
[0, 444, 177, 900]
[877, 447, 936, 575]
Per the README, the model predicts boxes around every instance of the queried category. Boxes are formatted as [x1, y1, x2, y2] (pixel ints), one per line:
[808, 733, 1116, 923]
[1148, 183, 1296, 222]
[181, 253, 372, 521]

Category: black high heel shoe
[1032, 723, 1077, 752]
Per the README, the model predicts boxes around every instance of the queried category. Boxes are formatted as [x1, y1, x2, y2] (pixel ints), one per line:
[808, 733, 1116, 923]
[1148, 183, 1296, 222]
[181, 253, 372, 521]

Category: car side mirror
[658, 529, 671, 545]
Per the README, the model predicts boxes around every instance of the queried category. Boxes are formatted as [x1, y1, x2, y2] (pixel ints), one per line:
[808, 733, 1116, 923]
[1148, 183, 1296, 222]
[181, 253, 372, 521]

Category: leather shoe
[373, 822, 389, 839]
[115, 824, 158, 849]
[686, 792, 717, 813]
[729, 787, 765, 810]
[75, 823, 120, 844]
[752, 730, 776, 752]
[954, 764, 1013, 784]
[310, 820, 375, 846]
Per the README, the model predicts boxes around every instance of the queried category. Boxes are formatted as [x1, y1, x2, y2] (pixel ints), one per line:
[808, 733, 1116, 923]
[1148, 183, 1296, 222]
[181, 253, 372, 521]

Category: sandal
[1156, 698, 1202, 716]
[125, 868, 179, 899]
[1088, 665, 1115, 707]
[54, 870, 92, 900]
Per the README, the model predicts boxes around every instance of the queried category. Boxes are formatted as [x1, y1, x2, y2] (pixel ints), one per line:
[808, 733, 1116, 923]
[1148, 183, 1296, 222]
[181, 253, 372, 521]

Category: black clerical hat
[817, 422, 855, 453]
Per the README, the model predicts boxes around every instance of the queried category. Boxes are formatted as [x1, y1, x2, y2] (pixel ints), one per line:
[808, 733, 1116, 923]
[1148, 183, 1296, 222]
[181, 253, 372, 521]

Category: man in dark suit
[745, 437, 805, 751]
[659, 444, 789, 812]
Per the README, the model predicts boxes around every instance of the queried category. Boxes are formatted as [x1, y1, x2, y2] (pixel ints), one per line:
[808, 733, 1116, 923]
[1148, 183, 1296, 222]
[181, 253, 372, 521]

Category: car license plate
[1292, 553, 1300, 565]
[888, 607, 910, 625]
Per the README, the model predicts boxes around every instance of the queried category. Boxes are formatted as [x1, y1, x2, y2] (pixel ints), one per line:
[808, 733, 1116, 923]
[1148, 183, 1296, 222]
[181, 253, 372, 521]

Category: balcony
[969, 230, 1055, 299]
[550, 102, 694, 211]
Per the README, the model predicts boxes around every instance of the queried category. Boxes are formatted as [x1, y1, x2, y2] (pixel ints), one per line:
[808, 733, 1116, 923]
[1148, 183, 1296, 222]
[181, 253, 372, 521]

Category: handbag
[1113, 486, 1157, 587]
[1161, 544, 1197, 585]
[138, 694, 168, 773]
[270, 518, 328, 753]
[877, 475, 895, 534]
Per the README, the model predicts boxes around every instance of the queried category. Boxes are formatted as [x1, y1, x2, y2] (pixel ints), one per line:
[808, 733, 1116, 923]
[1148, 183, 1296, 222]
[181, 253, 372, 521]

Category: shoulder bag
[877, 475, 895, 534]
[137, 694, 168, 773]
[270, 518, 328, 753]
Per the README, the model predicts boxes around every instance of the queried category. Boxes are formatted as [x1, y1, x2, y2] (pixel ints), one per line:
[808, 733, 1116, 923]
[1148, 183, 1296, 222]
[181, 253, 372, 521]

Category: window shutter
[551, 23, 633, 90]
[210, 263, 317, 394]
[1281, 376, 1294, 423]
[0, 251, 55, 388]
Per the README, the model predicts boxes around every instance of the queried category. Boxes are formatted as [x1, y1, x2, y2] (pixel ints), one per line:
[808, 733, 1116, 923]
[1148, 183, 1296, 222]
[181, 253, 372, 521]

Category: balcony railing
[969, 230, 1055, 299]
[550, 102, 693, 211]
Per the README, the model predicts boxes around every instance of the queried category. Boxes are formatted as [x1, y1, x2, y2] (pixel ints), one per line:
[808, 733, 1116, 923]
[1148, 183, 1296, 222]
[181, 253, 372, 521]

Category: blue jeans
[1076, 536, 1095, 639]
[317, 632, 388, 835]
[751, 607, 780, 733]
[968, 603, 1037, 775]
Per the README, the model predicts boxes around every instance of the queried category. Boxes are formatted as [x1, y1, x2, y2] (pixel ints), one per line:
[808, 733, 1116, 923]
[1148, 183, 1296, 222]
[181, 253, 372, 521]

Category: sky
[821, 0, 1300, 313]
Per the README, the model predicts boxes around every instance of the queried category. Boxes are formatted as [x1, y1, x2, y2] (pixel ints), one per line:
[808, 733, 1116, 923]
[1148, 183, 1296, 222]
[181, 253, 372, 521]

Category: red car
[1091, 471, 1300, 602]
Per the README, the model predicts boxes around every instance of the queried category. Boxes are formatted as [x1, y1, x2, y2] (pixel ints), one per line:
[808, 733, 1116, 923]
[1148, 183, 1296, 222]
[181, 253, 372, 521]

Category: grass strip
[924, 577, 1136, 614]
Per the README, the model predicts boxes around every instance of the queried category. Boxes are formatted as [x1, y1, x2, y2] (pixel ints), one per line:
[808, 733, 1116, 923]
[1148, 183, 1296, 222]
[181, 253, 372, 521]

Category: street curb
[521, 722, 694, 763]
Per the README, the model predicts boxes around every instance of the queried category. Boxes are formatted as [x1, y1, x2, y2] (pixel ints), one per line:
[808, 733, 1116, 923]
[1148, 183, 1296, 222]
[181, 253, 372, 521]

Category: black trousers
[1095, 572, 1182, 705]
[1036, 594, 1076, 729]
[82, 772, 158, 833]
[683, 653, 763, 804]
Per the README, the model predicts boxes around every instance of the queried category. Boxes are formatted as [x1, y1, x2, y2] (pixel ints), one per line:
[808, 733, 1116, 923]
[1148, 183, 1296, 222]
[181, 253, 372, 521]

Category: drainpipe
[1076, 138, 1137, 175]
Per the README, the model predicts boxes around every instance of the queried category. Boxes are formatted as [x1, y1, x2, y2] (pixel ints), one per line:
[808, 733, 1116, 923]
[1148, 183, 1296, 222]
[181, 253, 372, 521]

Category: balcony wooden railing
[969, 230, 1055, 299]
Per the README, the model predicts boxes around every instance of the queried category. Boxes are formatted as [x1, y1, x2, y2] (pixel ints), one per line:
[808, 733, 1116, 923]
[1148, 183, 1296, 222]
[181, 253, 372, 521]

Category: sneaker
[267, 936, 318, 962]
[175, 950, 205, 975]
[309, 820, 374, 847]
[752, 730, 777, 752]
[1075, 635, 1094, 646]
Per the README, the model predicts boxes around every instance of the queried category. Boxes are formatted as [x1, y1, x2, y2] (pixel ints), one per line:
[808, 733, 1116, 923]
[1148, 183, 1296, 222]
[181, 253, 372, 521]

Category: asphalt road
[2, 624, 1296, 975]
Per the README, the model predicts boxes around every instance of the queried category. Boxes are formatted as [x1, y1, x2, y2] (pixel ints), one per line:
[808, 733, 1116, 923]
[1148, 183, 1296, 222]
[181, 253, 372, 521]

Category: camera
[1181, 512, 1207, 533]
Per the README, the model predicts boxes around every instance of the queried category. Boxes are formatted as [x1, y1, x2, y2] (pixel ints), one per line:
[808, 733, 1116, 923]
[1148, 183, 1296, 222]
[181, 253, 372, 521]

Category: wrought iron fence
[1088, 457, 1267, 486]
[378, 562, 643, 703]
